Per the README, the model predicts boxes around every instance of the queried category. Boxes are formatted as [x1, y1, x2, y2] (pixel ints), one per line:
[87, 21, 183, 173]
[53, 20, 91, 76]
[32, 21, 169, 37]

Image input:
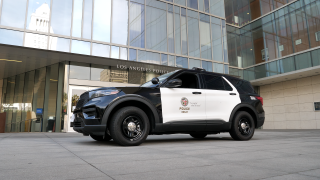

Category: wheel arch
[229, 104, 259, 128]
[101, 95, 160, 132]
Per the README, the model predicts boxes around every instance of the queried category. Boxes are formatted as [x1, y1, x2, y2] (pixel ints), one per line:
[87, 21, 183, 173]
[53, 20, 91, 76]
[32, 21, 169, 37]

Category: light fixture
[250, 49, 253, 50]
[0, 59, 22, 63]
[50, 79, 58, 82]
[247, 13, 250, 14]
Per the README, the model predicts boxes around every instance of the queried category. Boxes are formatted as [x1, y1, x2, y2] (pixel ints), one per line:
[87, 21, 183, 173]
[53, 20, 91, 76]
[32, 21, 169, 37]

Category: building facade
[0, 0, 228, 133]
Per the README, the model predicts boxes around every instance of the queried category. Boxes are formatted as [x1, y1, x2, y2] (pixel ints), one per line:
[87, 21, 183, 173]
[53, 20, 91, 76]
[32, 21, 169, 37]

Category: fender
[101, 94, 160, 129]
[229, 103, 259, 127]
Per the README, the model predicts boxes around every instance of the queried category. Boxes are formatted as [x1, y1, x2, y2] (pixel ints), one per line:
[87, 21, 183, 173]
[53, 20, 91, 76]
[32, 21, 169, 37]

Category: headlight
[89, 89, 120, 99]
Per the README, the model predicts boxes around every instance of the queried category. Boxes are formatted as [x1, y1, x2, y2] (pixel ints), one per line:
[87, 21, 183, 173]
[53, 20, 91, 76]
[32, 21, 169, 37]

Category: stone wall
[260, 74, 320, 129]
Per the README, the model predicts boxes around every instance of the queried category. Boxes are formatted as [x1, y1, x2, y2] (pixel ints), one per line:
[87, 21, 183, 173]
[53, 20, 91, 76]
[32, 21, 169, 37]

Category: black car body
[73, 68, 265, 146]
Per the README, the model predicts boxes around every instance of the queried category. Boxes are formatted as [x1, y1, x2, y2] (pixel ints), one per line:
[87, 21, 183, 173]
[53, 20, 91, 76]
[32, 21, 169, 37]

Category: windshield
[141, 70, 179, 87]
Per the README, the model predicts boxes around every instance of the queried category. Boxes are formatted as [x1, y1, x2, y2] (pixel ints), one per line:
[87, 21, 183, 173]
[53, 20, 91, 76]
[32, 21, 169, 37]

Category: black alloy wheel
[190, 133, 207, 139]
[110, 106, 150, 146]
[229, 111, 255, 141]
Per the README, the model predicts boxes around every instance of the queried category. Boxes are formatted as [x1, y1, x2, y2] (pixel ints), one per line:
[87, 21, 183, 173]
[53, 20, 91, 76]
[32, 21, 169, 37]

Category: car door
[160, 72, 206, 130]
[201, 74, 241, 124]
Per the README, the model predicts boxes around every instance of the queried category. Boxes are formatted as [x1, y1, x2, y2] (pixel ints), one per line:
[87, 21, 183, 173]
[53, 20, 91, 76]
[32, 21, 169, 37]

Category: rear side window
[201, 74, 232, 91]
[225, 77, 255, 94]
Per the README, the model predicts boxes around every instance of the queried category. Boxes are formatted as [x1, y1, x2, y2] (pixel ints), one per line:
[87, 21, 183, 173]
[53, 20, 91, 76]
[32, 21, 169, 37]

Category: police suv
[73, 68, 265, 146]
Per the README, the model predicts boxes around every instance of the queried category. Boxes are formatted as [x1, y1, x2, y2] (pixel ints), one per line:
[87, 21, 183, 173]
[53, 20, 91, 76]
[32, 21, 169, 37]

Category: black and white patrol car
[73, 68, 265, 146]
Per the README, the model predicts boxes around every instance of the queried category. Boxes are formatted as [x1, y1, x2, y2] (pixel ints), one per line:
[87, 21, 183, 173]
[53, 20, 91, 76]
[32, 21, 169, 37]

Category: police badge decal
[181, 97, 189, 107]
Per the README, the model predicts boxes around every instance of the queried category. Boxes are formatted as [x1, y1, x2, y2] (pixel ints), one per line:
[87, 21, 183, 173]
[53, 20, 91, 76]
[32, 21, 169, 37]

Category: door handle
[192, 92, 202, 94]
[230, 93, 237, 95]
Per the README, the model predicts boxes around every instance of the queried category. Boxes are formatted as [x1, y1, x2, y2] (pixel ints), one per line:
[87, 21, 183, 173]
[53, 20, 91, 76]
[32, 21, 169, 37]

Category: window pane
[93, 0, 111, 42]
[278, 57, 295, 73]
[202, 75, 225, 90]
[83, 0, 93, 39]
[112, 0, 128, 45]
[71, 40, 90, 55]
[161, 54, 168, 65]
[129, 2, 145, 48]
[210, 0, 225, 17]
[295, 52, 312, 70]
[129, 49, 137, 61]
[199, 0, 204, 11]
[312, 49, 320, 67]
[69, 62, 90, 80]
[290, 8, 310, 52]
[111, 46, 120, 59]
[214, 63, 224, 73]
[204, 0, 209, 13]
[174, 6, 181, 54]
[50, 0, 72, 36]
[187, 0, 198, 9]
[138, 51, 160, 64]
[169, 55, 175, 66]
[48, 37, 70, 52]
[91, 64, 110, 81]
[181, 8, 188, 55]
[211, 18, 223, 62]
[176, 56, 188, 68]
[222, 20, 228, 62]
[24, 33, 48, 50]
[175, 0, 186, 6]
[202, 61, 212, 72]
[1, 0, 27, 28]
[92, 43, 110, 58]
[188, 10, 200, 58]
[72, 0, 83, 38]
[146, 2, 167, 52]
[26, 0, 51, 32]
[200, 14, 212, 60]
[168, 5, 174, 53]
[224, 64, 229, 74]
[0, 29, 24, 46]
[120, 47, 128, 60]
[189, 59, 201, 69]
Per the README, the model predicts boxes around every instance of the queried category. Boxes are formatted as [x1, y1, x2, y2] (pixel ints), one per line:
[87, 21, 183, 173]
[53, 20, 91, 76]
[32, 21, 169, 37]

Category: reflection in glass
[25, 33, 48, 50]
[175, 6, 181, 55]
[210, 0, 225, 18]
[214, 63, 224, 73]
[189, 59, 201, 68]
[49, 37, 70, 52]
[278, 57, 295, 73]
[224, 65, 229, 74]
[200, 14, 212, 60]
[51, 0, 72, 36]
[26, 0, 51, 32]
[83, 0, 93, 39]
[111, 46, 120, 59]
[211, 17, 223, 62]
[120, 47, 128, 60]
[0, 29, 24, 46]
[72, 0, 83, 38]
[168, 5, 174, 53]
[92, 43, 110, 58]
[295, 52, 312, 70]
[32, 67, 46, 131]
[93, 0, 111, 42]
[138, 50, 160, 64]
[91, 64, 110, 81]
[130, 2, 145, 48]
[71, 40, 90, 55]
[0, 0, 27, 28]
[176, 56, 188, 68]
[69, 62, 90, 80]
[129, 49, 137, 61]
[169, 55, 175, 67]
[187, 0, 198, 9]
[222, 20, 228, 63]
[21, 71, 35, 131]
[181, 8, 188, 55]
[112, 0, 128, 45]
[175, 0, 186, 6]
[146, 2, 167, 52]
[202, 61, 213, 72]
[161, 54, 168, 65]
[188, 10, 200, 58]
[311, 49, 320, 67]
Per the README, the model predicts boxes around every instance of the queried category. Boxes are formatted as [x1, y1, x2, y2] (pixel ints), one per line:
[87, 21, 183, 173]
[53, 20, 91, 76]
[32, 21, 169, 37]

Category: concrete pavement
[0, 130, 320, 180]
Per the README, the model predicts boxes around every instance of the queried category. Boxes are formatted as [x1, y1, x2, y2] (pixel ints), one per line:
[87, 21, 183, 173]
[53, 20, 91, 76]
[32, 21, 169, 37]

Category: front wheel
[229, 111, 255, 141]
[109, 106, 150, 146]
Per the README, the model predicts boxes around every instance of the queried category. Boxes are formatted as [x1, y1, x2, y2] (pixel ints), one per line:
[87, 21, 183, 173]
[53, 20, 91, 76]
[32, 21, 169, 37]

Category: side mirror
[151, 78, 159, 85]
[167, 79, 182, 88]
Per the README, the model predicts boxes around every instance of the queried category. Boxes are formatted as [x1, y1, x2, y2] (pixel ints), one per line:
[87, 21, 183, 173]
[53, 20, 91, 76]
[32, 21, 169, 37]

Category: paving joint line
[43, 133, 116, 180]
[257, 167, 320, 180]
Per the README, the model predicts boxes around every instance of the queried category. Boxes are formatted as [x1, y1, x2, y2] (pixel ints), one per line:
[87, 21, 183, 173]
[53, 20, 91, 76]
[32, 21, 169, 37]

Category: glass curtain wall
[1, 63, 65, 133]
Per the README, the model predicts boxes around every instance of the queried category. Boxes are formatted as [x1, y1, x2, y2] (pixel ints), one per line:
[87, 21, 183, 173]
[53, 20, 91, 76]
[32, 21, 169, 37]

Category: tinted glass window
[222, 78, 233, 91]
[202, 74, 224, 90]
[225, 77, 255, 94]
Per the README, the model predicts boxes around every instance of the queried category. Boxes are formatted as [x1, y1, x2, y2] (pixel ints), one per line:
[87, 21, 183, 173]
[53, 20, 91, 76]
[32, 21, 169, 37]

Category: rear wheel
[90, 134, 112, 141]
[190, 133, 207, 139]
[229, 111, 255, 141]
[109, 106, 150, 146]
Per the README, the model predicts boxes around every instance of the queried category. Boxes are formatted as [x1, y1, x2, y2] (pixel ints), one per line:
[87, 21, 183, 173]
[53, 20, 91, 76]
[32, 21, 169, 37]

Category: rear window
[225, 77, 255, 94]
[201, 74, 232, 91]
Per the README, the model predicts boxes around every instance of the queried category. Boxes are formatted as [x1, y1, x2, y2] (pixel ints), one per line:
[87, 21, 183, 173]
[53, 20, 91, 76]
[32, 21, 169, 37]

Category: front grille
[76, 92, 89, 108]
[74, 122, 82, 127]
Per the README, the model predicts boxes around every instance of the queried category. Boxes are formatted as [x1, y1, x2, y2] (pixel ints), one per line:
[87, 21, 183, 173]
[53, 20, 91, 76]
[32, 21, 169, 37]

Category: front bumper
[73, 117, 106, 136]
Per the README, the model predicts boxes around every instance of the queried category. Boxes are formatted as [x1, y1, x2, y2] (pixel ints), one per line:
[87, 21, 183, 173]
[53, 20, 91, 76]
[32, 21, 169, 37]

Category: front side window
[172, 73, 199, 89]
[141, 70, 179, 87]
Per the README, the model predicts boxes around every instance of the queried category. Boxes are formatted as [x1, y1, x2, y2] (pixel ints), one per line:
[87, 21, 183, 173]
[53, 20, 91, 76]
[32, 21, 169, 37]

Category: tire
[109, 106, 150, 146]
[190, 133, 207, 139]
[229, 111, 255, 141]
[90, 134, 112, 141]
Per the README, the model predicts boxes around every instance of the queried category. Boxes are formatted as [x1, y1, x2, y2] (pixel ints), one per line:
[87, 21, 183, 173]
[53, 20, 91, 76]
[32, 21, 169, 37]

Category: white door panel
[160, 88, 206, 123]
[205, 77, 241, 122]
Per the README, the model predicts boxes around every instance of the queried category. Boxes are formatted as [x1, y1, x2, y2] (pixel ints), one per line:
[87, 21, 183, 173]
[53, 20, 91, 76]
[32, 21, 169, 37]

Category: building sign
[116, 64, 172, 74]
[315, 102, 320, 111]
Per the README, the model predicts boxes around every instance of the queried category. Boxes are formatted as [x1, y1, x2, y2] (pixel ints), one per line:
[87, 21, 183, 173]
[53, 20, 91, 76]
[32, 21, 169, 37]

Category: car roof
[179, 69, 243, 81]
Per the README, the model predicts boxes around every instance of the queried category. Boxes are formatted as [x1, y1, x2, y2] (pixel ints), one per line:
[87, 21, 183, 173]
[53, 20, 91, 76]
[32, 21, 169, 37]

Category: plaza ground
[1, 130, 320, 180]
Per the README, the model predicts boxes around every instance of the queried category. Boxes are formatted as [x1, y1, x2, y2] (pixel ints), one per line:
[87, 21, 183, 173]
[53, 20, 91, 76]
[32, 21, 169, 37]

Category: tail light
[256, 96, 263, 106]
